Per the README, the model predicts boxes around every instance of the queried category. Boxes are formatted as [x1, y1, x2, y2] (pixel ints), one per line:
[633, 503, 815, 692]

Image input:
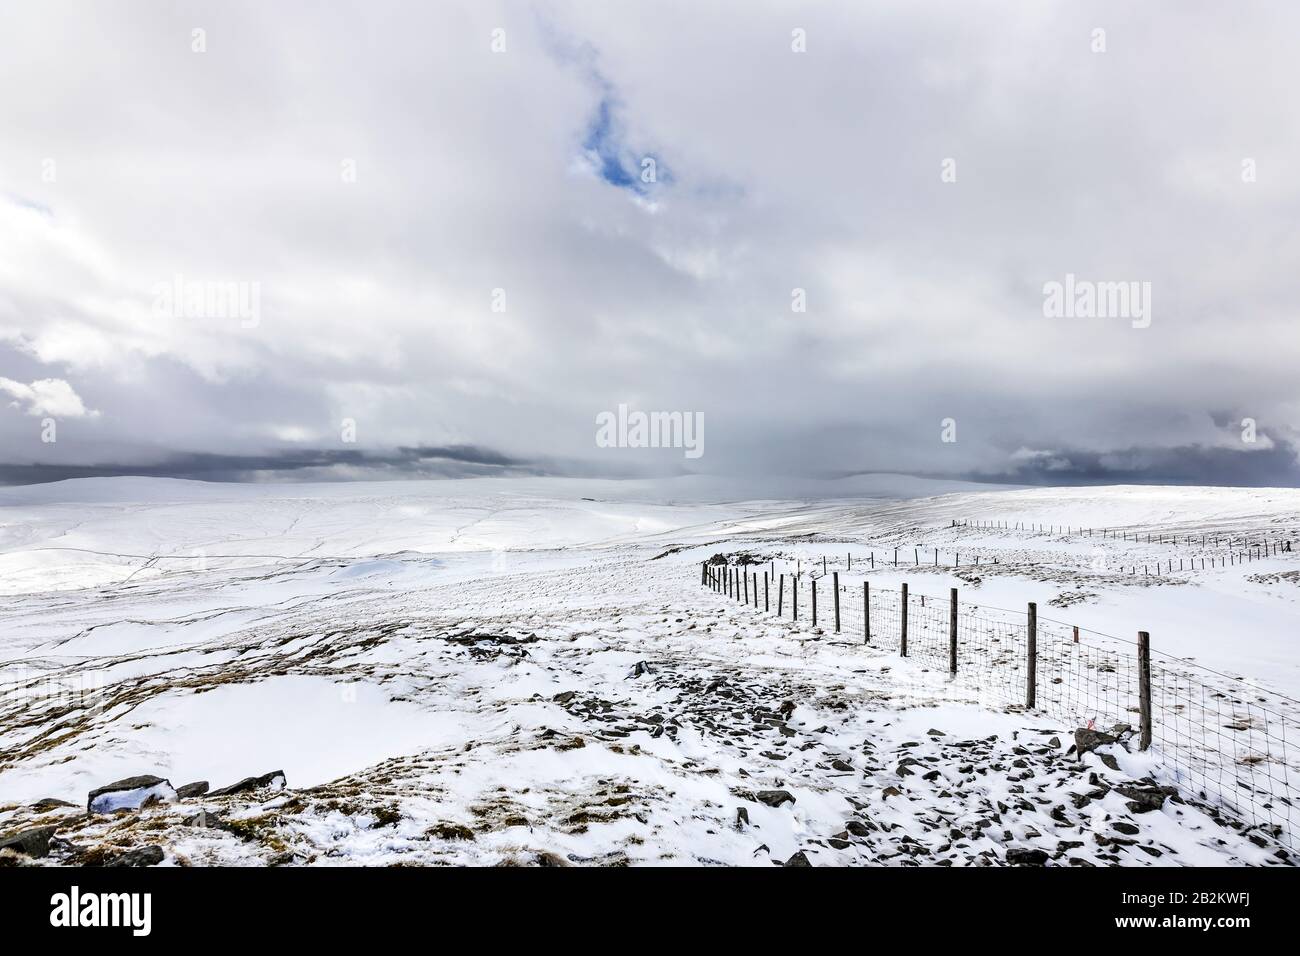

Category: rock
[208, 771, 286, 798]
[104, 845, 164, 867]
[881, 786, 902, 799]
[755, 790, 795, 808]
[1005, 847, 1049, 866]
[552, 691, 576, 705]
[176, 781, 209, 799]
[29, 798, 76, 811]
[783, 851, 812, 867]
[183, 809, 223, 828]
[1098, 753, 1121, 772]
[87, 775, 177, 814]
[626, 661, 654, 679]
[0, 825, 57, 858]
[828, 838, 852, 850]
[927, 728, 946, 737]
[1112, 821, 1140, 835]
[1074, 728, 1118, 758]
[735, 807, 750, 829]
[1114, 783, 1176, 813]
[845, 819, 871, 837]
[830, 758, 853, 772]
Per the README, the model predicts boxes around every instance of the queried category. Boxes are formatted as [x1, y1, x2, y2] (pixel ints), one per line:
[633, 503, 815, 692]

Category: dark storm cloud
[967, 437, 1300, 488]
[0, 444, 541, 485]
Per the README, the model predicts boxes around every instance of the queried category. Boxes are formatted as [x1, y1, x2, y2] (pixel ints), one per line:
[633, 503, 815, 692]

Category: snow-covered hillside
[0, 477, 1297, 866]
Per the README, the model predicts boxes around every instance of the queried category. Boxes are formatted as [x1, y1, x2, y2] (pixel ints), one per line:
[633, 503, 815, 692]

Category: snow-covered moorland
[0, 476, 1297, 867]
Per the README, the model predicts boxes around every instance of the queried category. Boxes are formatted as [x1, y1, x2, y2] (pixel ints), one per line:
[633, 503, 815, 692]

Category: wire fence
[958, 518, 1299, 557]
[790, 543, 1295, 581]
[702, 559, 1298, 853]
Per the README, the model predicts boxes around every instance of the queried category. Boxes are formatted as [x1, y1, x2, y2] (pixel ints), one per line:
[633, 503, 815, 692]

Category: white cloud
[0, 377, 97, 418]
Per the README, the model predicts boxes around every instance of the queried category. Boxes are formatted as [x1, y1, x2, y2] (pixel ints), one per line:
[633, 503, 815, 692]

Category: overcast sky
[2, 1, 1298, 486]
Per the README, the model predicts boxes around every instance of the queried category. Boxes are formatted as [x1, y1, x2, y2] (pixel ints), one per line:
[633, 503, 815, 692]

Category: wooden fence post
[1138, 631, 1152, 751]
[812, 579, 818, 627]
[1026, 602, 1037, 708]
[833, 571, 841, 632]
[793, 577, 798, 621]
[949, 587, 958, 675]
[743, 569, 749, 603]
[778, 574, 784, 616]
[764, 572, 769, 612]
[864, 580, 870, 644]
[900, 583, 908, 656]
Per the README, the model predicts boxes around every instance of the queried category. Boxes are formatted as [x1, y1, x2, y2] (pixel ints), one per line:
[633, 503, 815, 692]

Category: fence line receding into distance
[700, 558, 1297, 855]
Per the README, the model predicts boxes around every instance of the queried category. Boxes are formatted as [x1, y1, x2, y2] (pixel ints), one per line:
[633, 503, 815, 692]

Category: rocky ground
[2, 539, 1292, 867]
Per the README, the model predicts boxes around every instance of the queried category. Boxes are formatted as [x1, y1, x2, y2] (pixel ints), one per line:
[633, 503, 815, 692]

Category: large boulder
[104, 845, 164, 867]
[1074, 728, 1119, 759]
[755, 790, 796, 808]
[0, 825, 58, 858]
[1005, 847, 1049, 866]
[175, 781, 210, 799]
[208, 770, 286, 797]
[87, 776, 177, 814]
[1114, 783, 1177, 813]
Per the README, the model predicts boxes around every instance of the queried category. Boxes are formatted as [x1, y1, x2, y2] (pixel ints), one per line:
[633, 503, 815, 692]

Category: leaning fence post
[900, 582, 909, 656]
[833, 571, 841, 632]
[863, 580, 870, 644]
[1026, 602, 1037, 708]
[949, 587, 958, 675]
[1138, 631, 1152, 751]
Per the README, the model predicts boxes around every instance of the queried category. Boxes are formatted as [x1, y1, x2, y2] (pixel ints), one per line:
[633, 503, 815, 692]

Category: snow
[1, 476, 1297, 866]
[88, 780, 177, 815]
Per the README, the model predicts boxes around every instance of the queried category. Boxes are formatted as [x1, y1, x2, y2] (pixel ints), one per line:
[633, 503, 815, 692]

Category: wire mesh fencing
[701, 560, 1298, 851]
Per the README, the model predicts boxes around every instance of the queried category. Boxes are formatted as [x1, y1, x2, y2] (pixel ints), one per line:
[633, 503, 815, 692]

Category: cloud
[0, 376, 97, 418]
[1, 2, 1298, 486]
